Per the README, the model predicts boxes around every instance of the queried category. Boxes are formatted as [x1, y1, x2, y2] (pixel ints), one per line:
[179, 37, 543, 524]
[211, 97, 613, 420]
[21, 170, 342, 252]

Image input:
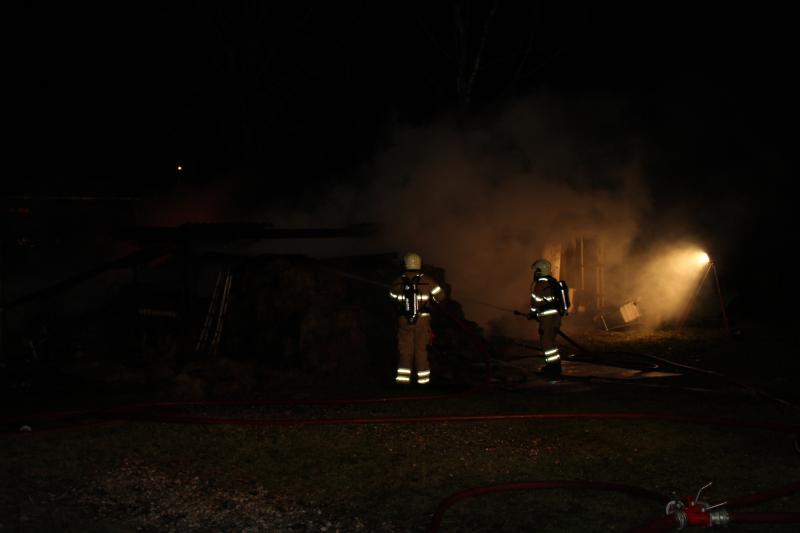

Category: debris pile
[211, 254, 488, 396]
[9, 253, 491, 398]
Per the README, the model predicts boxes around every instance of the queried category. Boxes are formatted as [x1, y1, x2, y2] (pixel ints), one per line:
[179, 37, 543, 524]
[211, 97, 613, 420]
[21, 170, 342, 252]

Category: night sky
[5, 1, 799, 311]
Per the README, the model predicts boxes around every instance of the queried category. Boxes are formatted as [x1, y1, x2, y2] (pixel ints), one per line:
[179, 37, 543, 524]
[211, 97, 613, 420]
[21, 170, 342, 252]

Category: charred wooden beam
[110, 223, 382, 243]
[5, 246, 174, 310]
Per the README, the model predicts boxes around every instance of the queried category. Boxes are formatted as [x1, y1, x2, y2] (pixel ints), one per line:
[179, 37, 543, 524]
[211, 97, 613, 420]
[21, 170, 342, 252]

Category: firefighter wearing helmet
[389, 252, 446, 386]
[528, 258, 563, 375]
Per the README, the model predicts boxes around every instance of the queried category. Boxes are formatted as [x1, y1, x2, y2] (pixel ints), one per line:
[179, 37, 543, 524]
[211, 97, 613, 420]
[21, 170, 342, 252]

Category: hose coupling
[669, 509, 688, 529]
[666, 483, 729, 528]
[707, 507, 730, 527]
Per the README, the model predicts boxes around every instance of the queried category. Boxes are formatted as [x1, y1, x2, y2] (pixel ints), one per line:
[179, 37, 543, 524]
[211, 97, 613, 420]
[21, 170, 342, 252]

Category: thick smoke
[257, 96, 654, 331]
[124, 96, 718, 335]
[625, 241, 713, 328]
[5, 97, 723, 348]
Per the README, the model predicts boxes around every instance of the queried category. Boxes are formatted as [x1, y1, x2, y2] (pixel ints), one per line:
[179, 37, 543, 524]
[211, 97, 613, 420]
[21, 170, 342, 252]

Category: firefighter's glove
[526, 312, 539, 322]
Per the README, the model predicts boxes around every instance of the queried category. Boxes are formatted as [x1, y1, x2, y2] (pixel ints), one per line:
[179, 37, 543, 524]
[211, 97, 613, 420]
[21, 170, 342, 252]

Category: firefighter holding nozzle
[516, 258, 570, 376]
[389, 252, 446, 386]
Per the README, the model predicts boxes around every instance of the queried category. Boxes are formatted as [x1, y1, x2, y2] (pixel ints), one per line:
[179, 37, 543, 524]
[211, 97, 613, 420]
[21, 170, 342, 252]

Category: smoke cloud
[4, 97, 733, 345]
[125, 95, 721, 336]
[255, 96, 658, 331]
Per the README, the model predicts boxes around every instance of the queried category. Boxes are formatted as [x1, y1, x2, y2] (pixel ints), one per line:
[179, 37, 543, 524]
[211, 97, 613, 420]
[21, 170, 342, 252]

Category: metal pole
[210, 271, 232, 356]
[196, 271, 224, 353]
[678, 262, 713, 334]
[712, 263, 730, 335]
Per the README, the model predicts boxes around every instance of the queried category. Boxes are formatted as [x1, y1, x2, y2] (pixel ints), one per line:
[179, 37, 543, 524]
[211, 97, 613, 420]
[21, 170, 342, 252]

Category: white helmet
[531, 258, 551, 277]
[404, 252, 422, 270]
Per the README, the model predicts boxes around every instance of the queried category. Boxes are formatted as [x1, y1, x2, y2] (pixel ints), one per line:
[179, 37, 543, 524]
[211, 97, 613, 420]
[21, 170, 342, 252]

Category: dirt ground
[2, 317, 799, 532]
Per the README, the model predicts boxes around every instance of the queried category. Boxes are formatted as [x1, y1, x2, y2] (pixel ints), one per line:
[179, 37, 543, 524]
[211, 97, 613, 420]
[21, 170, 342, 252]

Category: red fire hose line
[553, 327, 657, 371]
[0, 301, 493, 433]
[4, 411, 798, 440]
[722, 480, 800, 509]
[426, 481, 671, 533]
[554, 326, 796, 408]
[92, 410, 800, 433]
[626, 512, 800, 533]
[4, 302, 795, 434]
[427, 315, 800, 532]
[729, 512, 800, 523]
[425, 481, 800, 533]
[4, 303, 799, 530]
[2, 303, 798, 440]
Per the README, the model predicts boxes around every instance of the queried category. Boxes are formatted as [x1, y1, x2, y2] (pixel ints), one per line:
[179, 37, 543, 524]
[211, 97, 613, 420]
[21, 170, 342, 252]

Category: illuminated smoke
[254, 96, 653, 330]
[625, 242, 714, 328]
[121, 95, 718, 335]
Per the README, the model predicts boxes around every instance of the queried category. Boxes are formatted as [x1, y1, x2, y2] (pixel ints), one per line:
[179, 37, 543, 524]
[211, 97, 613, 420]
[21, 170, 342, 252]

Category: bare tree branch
[463, 0, 498, 107]
[406, 2, 454, 62]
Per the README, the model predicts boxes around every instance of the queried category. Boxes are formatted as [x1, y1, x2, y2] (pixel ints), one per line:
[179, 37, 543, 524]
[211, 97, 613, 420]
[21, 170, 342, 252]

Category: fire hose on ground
[425, 480, 800, 533]
[551, 326, 795, 408]
[2, 299, 799, 531]
[477, 294, 796, 409]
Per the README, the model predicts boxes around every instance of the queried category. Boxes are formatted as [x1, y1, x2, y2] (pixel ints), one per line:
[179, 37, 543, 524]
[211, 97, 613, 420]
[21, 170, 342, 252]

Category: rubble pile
[204, 254, 488, 396]
[25, 253, 490, 398]
[223, 256, 379, 386]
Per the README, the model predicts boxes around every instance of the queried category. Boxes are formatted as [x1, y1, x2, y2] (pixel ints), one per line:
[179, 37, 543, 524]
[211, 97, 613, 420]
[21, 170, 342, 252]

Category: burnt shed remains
[2, 217, 485, 398]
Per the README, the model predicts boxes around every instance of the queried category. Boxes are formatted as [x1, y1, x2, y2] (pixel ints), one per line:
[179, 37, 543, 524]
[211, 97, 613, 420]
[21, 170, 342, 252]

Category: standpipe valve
[666, 483, 729, 529]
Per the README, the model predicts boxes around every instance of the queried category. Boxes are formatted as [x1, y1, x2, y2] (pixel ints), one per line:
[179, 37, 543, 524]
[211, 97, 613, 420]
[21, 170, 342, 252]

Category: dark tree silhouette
[401, 0, 588, 113]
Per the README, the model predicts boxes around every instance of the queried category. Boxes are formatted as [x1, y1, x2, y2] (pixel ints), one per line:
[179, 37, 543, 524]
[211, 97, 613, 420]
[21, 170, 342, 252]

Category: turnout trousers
[396, 315, 432, 384]
[538, 314, 562, 363]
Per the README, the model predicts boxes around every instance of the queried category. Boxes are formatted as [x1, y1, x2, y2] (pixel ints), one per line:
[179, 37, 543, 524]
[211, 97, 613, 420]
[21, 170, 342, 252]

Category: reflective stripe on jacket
[530, 276, 559, 318]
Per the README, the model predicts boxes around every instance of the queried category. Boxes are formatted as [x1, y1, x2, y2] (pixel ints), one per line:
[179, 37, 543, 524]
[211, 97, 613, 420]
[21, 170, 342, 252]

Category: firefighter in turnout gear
[528, 259, 563, 375]
[389, 253, 446, 386]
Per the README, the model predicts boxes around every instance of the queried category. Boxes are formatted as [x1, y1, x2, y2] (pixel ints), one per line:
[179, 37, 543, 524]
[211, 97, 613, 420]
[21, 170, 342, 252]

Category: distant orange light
[177, 166, 182, 171]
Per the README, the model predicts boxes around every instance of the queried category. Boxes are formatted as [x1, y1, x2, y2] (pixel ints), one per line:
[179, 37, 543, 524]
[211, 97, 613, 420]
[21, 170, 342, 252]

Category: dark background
[4, 1, 798, 311]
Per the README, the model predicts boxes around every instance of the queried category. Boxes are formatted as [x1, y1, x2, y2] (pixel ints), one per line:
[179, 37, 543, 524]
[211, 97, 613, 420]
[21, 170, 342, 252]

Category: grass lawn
[2, 318, 799, 532]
